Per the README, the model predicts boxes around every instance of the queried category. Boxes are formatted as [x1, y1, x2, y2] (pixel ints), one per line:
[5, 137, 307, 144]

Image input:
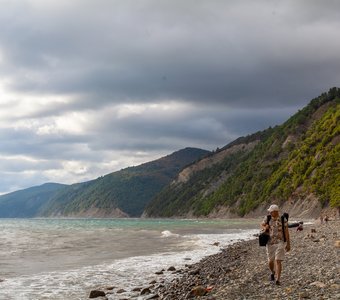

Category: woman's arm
[285, 224, 290, 252]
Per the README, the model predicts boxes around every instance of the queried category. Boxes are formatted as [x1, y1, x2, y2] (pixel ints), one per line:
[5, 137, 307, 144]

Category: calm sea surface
[0, 218, 259, 299]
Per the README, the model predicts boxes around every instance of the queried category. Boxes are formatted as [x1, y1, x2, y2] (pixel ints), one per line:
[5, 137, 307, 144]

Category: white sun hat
[268, 204, 279, 212]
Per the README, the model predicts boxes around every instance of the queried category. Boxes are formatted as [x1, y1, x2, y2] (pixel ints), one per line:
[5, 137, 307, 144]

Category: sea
[0, 218, 259, 300]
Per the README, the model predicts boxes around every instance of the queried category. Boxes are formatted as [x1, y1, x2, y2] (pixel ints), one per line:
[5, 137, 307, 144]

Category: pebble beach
[94, 219, 339, 299]
[156, 219, 340, 300]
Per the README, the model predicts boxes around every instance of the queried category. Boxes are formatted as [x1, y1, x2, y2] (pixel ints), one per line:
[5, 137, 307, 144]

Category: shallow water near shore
[0, 218, 259, 299]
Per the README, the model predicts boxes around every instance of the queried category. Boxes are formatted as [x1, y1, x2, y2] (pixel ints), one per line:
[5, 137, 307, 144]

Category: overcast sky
[0, 0, 339, 194]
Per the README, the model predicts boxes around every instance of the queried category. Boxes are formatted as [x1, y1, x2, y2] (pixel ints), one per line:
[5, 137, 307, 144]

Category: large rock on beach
[89, 290, 106, 298]
[187, 286, 207, 297]
[141, 287, 151, 295]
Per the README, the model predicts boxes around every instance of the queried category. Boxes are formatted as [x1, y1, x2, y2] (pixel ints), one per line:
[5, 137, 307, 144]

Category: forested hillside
[0, 183, 67, 217]
[40, 147, 209, 217]
[145, 88, 340, 217]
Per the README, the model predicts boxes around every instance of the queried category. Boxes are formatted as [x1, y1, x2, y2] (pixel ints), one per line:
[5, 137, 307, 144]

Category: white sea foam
[161, 230, 180, 238]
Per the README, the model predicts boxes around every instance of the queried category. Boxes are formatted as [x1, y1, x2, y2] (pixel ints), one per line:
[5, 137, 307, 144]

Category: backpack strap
[265, 215, 271, 232]
[266, 214, 271, 224]
[281, 215, 286, 242]
[283, 212, 289, 221]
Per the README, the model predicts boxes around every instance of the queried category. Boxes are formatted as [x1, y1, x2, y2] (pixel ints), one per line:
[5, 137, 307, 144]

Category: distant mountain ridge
[39, 147, 210, 217]
[144, 88, 340, 218]
[0, 183, 67, 217]
[0, 148, 209, 218]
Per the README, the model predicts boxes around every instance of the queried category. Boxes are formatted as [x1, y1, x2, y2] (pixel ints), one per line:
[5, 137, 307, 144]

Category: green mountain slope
[0, 183, 67, 217]
[145, 88, 340, 217]
[40, 147, 210, 217]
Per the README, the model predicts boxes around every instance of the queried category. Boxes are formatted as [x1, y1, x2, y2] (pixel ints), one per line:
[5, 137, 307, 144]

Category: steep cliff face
[144, 134, 266, 217]
[176, 141, 259, 184]
[145, 88, 340, 218]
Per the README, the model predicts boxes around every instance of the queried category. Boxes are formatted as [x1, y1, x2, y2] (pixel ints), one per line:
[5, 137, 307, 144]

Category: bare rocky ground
[91, 219, 339, 300]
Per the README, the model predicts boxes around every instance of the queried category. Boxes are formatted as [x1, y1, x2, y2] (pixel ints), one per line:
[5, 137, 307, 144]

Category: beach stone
[155, 271, 164, 275]
[310, 281, 326, 288]
[146, 294, 159, 299]
[168, 266, 176, 271]
[132, 287, 142, 292]
[188, 286, 207, 297]
[129, 292, 140, 298]
[330, 283, 340, 289]
[89, 290, 106, 298]
[189, 268, 200, 275]
[299, 291, 310, 299]
[116, 289, 126, 294]
[141, 287, 151, 295]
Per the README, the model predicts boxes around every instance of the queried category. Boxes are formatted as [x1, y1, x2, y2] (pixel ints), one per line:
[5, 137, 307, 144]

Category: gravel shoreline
[91, 219, 339, 299]
[155, 220, 339, 300]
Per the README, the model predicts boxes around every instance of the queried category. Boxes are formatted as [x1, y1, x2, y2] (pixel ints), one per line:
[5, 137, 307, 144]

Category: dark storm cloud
[1, 0, 339, 112]
[83, 104, 297, 154]
[0, 0, 339, 194]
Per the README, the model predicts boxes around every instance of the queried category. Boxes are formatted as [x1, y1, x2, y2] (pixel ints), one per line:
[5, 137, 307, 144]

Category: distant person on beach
[261, 204, 290, 286]
[296, 222, 303, 231]
[324, 215, 329, 225]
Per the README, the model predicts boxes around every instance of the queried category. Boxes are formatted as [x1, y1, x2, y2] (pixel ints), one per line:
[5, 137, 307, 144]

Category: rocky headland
[90, 219, 339, 300]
